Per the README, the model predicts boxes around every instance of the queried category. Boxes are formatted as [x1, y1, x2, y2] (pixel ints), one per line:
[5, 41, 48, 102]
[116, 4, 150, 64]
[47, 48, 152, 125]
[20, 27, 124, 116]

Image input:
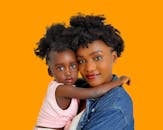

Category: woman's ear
[112, 51, 118, 63]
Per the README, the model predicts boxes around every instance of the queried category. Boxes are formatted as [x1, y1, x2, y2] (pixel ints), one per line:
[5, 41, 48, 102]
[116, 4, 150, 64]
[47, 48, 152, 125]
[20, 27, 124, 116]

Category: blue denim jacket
[77, 75, 134, 130]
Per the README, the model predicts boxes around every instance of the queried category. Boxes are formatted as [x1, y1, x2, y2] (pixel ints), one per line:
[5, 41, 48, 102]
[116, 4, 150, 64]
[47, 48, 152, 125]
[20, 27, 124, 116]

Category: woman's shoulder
[102, 86, 132, 102]
[99, 87, 133, 115]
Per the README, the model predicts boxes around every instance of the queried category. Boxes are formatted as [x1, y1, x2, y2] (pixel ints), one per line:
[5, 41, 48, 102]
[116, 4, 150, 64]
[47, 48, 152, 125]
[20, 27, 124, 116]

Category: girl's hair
[34, 24, 71, 64]
[34, 24, 72, 76]
[65, 14, 124, 57]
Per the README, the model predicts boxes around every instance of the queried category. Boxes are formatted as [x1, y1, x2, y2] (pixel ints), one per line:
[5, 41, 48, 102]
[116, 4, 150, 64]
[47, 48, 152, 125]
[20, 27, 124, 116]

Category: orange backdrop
[0, 0, 163, 129]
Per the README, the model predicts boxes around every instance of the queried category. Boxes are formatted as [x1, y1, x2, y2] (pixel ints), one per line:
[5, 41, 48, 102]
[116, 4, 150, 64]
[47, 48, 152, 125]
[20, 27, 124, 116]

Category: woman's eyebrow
[77, 50, 103, 58]
[89, 50, 103, 56]
[76, 55, 83, 58]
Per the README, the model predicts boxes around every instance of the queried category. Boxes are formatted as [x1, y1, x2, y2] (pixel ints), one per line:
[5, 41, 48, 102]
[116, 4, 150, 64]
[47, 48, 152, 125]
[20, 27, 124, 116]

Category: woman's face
[76, 40, 117, 87]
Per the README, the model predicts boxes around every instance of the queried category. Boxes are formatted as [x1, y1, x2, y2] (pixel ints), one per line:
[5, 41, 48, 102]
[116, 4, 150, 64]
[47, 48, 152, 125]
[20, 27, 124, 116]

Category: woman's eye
[78, 59, 86, 64]
[70, 64, 78, 69]
[56, 66, 65, 71]
[94, 56, 103, 61]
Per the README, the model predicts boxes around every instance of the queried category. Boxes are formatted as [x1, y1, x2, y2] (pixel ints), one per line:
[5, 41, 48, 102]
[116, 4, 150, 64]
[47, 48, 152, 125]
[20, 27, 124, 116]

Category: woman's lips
[86, 74, 99, 80]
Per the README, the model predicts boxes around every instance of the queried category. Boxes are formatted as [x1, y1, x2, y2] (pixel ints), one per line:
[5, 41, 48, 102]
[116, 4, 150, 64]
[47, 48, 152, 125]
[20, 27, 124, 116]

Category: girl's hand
[119, 76, 131, 85]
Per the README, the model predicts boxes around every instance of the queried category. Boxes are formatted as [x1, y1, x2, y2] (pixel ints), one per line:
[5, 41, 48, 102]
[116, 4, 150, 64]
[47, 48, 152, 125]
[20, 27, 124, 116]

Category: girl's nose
[64, 68, 71, 76]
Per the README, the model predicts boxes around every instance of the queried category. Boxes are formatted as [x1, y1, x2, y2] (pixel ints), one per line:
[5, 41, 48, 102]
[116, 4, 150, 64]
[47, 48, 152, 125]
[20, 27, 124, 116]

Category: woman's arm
[56, 76, 130, 99]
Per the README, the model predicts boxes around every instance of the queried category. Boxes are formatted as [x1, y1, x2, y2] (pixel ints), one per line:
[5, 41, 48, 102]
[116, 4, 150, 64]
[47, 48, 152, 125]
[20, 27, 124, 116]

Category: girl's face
[49, 49, 78, 85]
[76, 40, 117, 87]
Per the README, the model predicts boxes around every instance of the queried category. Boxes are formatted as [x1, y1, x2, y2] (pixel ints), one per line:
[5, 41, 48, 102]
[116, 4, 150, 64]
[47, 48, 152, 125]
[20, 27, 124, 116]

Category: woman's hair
[34, 24, 72, 76]
[65, 14, 124, 57]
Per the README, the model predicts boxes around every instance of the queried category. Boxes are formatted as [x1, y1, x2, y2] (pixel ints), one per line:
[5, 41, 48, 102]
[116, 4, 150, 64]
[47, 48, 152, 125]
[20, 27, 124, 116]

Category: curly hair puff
[34, 24, 72, 76]
[65, 14, 124, 57]
[34, 24, 72, 63]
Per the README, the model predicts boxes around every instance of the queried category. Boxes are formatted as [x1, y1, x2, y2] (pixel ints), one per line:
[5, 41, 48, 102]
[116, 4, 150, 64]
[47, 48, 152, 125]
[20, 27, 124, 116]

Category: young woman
[66, 14, 134, 130]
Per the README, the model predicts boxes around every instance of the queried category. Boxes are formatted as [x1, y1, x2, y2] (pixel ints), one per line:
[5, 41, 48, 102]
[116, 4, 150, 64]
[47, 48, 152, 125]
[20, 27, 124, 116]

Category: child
[34, 24, 130, 130]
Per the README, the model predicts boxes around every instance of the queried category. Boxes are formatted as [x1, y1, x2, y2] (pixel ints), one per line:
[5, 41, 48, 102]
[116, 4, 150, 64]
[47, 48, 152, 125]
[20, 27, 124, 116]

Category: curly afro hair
[34, 24, 72, 63]
[34, 24, 73, 76]
[65, 14, 124, 57]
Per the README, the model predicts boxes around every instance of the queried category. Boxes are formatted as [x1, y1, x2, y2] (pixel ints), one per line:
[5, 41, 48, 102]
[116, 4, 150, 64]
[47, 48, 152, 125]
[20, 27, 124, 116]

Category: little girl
[34, 24, 130, 130]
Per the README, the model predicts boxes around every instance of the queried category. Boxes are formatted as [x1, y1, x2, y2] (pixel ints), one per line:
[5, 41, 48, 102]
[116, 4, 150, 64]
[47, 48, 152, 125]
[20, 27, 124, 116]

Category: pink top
[36, 81, 78, 128]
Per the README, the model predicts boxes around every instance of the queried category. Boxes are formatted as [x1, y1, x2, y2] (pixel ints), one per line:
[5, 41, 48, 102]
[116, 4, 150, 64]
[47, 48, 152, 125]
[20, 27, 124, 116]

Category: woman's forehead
[76, 40, 112, 56]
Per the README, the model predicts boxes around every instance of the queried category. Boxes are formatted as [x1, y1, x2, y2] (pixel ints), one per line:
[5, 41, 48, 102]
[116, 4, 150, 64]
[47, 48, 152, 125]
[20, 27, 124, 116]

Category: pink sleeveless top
[36, 81, 78, 128]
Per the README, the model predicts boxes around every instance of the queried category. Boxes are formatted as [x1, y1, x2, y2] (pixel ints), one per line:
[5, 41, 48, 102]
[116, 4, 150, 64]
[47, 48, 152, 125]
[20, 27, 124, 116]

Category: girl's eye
[94, 56, 103, 61]
[56, 66, 65, 71]
[70, 64, 78, 70]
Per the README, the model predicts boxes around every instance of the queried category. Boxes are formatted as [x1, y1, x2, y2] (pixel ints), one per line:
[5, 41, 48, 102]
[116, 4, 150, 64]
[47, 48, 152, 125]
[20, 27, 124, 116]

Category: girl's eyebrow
[54, 63, 64, 66]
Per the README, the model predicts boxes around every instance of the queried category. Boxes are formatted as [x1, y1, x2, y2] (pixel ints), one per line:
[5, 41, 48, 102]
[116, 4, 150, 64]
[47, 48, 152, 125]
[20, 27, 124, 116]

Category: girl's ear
[112, 51, 118, 63]
[48, 67, 53, 77]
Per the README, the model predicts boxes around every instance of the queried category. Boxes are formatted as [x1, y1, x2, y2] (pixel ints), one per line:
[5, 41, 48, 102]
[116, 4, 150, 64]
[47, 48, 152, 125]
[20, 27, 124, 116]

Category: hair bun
[34, 24, 66, 59]
[46, 24, 65, 41]
[70, 14, 106, 28]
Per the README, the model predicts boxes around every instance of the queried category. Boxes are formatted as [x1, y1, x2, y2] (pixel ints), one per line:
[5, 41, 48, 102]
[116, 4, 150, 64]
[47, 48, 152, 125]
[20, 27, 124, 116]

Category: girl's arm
[56, 76, 130, 99]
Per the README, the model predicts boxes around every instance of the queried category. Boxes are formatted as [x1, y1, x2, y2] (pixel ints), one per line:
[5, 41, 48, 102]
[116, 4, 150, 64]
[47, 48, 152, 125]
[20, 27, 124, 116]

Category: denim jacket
[77, 75, 134, 130]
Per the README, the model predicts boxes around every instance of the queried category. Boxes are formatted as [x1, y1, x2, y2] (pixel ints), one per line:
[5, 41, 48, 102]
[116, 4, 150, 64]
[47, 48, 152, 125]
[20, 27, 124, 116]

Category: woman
[66, 14, 134, 130]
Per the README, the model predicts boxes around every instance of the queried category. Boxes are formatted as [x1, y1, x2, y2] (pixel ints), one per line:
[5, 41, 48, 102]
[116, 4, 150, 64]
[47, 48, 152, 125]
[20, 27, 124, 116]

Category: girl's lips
[65, 77, 73, 83]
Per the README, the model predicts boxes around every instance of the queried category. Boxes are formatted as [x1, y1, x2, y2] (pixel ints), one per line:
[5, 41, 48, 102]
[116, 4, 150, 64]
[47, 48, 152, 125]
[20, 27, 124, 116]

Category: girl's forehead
[50, 49, 75, 57]
[49, 50, 76, 63]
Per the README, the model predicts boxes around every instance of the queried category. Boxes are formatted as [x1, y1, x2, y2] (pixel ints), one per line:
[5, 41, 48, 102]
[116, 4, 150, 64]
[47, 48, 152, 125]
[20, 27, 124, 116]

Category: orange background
[0, 0, 163, 129]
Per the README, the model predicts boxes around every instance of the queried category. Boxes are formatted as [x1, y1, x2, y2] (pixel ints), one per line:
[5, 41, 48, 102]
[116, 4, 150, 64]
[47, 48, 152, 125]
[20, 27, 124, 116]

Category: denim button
[91, 108, 95, 112]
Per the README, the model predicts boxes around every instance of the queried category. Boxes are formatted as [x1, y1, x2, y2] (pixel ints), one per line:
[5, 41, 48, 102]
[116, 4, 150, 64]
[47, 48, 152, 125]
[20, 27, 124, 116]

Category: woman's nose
[85, 61, 96, 72]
